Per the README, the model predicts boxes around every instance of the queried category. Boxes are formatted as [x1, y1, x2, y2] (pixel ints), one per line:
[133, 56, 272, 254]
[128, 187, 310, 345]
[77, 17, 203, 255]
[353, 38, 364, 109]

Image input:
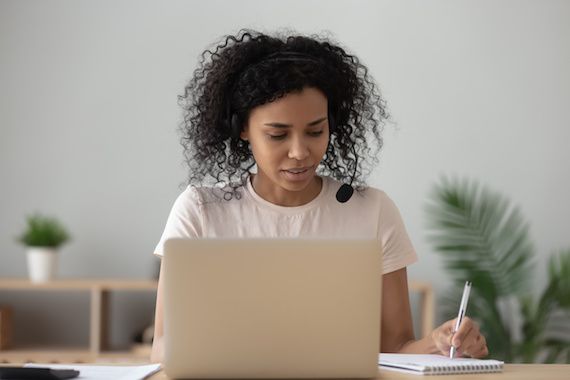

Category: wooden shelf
[0, 279, 157, 363]
[0, 347, 93, 363]
[0, 279, 157, 290]
[0, 346, 153, 363]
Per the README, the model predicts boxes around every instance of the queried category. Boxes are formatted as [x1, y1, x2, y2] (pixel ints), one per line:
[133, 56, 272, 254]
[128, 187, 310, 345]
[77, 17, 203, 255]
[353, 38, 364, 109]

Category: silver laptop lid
[163, 238, 382, 379]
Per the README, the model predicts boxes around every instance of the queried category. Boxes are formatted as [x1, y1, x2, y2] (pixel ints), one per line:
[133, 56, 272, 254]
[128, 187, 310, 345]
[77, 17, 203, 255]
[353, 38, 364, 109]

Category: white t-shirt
[154, 176, 417, 274]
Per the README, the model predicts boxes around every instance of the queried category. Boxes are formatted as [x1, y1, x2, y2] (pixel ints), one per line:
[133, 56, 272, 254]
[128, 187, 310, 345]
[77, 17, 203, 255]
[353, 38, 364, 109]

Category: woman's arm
[150, 261, 165, 363]
[381, 267, 436, 352]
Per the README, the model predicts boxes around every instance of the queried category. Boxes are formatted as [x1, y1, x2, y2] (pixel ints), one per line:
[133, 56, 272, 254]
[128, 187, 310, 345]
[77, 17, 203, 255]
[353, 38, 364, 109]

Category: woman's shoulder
[177, 182, 247, 207]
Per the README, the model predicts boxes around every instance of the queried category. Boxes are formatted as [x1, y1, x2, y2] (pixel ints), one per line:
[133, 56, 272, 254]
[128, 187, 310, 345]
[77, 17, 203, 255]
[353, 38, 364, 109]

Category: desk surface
[1, 363, 568, 379]
[147, 364, 568, 380]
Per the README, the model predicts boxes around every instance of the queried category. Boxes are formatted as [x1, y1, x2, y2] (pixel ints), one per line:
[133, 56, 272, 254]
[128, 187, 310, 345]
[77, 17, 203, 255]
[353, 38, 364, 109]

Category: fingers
[431, 320, 455, 355]
[451, 316, 474, 348]
[450, 317, 488, 358]
[461, 334, 489, 358]
[441, 318, 457, 339]
[441, 319, 457, 350]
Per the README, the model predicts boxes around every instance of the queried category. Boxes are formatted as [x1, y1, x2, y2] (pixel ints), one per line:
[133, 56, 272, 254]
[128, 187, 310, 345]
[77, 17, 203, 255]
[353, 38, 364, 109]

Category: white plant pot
[26, 247, 58, 283]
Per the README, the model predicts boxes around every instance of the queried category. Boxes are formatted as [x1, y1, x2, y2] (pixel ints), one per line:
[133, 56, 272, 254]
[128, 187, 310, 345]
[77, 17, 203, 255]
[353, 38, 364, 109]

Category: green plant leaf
[548, 250, 570, 309]
[17, 213, 70, 248]
[543, 339, 570, 364]
[426, 177, 534, 298]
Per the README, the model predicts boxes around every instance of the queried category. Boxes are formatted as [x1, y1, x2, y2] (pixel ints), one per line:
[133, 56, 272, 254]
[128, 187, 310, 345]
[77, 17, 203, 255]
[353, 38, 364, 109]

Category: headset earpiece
[230, 113, 241, 140]
[226, 97, 242, 140]
[327, 111, 336, 134]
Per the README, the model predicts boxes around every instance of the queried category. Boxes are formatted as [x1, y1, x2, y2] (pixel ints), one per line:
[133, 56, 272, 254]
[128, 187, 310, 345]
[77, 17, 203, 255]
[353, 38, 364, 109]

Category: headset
[227, 51, 356, 203]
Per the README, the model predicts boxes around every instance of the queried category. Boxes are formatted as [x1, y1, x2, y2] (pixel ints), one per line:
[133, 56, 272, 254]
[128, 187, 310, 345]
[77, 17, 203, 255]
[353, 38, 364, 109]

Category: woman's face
[240, 86, 330, 205]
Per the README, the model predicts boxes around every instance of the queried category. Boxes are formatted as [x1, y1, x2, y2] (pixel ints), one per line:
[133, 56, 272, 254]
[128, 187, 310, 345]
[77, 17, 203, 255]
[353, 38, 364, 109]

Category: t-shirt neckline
[245, 175, 330, 214]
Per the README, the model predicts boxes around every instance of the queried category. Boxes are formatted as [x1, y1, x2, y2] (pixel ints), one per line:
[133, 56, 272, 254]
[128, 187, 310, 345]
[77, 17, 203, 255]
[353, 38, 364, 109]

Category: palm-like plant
[426, 177, 570, 363]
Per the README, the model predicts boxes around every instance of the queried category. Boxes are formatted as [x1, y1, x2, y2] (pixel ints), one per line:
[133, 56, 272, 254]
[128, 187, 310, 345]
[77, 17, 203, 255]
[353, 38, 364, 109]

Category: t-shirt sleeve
[377, 191, 418, 274]
[153, 186, 203, 257]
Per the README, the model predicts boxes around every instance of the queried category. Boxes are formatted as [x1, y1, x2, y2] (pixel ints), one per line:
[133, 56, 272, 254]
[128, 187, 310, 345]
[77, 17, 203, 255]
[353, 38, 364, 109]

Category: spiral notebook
[379, 354, 504, 375]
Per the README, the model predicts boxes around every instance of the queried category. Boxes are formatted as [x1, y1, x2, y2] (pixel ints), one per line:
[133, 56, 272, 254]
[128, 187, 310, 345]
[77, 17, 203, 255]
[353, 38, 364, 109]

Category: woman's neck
[250, 174, 323, 207]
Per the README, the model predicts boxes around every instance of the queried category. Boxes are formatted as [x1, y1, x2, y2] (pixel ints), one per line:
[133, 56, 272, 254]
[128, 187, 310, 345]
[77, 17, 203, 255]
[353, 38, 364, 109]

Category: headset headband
[258, 51, 321, 64]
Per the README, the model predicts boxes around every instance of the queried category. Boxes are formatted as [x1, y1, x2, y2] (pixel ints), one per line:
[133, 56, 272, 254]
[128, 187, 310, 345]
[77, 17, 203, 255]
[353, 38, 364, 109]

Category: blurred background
[1, 0, 569, 361]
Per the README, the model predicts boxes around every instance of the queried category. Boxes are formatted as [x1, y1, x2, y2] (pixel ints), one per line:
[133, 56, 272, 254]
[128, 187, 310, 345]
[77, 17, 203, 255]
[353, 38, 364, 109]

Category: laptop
[162, 238, 382, 379]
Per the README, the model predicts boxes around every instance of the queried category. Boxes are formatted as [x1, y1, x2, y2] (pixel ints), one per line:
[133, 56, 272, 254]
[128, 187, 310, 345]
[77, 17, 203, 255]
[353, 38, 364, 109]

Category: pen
[449, 281, 472, 359]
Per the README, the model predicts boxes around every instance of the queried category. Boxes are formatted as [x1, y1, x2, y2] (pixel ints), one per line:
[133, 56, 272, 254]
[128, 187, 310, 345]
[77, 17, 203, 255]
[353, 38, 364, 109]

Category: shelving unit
[0, 279, 157, 363]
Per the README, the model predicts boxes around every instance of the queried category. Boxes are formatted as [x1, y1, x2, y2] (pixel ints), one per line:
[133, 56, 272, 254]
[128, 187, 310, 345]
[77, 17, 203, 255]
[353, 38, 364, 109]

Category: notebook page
[25, 363, 161, 380]
[379, 353, 504, 375]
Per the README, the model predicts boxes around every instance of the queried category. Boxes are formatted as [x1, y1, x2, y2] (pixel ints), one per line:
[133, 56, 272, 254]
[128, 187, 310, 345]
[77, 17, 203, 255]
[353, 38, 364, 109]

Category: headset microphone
[335, 182, 354, 203]
[335, 148, 358, 203]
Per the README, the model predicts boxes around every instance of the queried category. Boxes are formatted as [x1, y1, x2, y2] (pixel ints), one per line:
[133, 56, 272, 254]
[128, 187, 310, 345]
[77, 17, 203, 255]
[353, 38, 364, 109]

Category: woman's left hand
[431, 316, 489, 358]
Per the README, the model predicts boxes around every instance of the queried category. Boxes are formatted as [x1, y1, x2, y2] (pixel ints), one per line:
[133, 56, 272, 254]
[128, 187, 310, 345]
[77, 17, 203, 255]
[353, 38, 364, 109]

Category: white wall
[1, 0, 569, 346]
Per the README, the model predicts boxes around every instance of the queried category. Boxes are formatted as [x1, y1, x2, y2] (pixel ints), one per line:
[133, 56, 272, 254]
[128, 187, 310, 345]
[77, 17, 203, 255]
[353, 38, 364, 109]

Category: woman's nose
[287, 136, 310, 160]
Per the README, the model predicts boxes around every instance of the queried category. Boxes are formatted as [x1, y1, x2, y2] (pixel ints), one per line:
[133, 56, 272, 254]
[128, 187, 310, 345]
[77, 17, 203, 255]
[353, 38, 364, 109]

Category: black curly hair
[178, 29, 388, 199]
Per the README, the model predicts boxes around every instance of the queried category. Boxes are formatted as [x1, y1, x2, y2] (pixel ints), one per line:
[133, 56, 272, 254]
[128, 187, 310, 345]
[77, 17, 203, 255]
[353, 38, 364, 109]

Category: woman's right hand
[431, 316, 488, 358]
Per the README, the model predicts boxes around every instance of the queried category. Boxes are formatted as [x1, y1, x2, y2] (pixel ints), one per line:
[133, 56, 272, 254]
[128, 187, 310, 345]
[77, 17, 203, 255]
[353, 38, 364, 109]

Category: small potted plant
[17, 214, 70, 283]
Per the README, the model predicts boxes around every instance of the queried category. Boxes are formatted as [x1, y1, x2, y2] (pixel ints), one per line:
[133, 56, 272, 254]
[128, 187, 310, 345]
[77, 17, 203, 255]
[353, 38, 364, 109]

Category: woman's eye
[267, 130, 323, 140]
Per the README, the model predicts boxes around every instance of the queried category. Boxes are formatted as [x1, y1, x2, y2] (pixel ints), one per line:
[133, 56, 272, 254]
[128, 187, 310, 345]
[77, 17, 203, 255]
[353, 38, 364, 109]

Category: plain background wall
[1, 0, 569, 348]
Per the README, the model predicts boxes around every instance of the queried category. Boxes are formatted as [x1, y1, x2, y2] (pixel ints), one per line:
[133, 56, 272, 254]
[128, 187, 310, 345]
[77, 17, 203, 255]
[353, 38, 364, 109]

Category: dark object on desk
[0, 306, 12, 350]
[0, 367, 79, 380]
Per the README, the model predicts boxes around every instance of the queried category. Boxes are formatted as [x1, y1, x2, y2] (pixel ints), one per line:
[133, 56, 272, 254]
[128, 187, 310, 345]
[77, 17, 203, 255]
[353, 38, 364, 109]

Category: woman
[151, 29, 488, 363]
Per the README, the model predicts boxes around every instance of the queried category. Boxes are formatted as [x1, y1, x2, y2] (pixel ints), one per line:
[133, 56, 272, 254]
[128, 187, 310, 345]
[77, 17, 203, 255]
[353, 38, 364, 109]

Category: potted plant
[17, 214, 70, 283]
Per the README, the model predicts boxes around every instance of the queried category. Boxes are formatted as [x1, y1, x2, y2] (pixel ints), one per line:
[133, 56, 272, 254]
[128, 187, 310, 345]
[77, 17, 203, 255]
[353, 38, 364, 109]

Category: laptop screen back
[163, 238, 382, 379]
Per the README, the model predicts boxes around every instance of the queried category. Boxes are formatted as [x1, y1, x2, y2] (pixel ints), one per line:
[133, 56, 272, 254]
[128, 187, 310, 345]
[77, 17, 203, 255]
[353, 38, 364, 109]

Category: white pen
[449, 281, 472, 359]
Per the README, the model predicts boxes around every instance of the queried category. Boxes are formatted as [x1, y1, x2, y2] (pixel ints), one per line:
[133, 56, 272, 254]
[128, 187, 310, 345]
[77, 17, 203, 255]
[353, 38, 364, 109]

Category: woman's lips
[280, 166, 314, 182]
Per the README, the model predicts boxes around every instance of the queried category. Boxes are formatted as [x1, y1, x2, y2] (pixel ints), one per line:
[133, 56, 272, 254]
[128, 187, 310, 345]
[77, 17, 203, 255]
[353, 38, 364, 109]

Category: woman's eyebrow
[263, 117, 327, 128]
